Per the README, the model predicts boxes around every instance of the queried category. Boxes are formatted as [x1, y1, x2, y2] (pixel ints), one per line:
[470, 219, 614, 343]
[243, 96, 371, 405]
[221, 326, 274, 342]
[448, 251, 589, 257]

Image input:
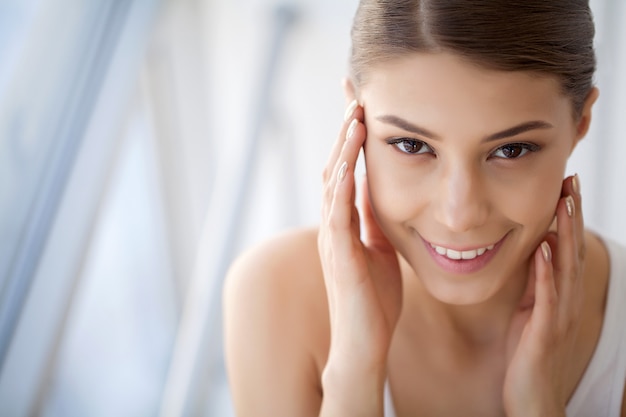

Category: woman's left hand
[503, 175, 585, 417]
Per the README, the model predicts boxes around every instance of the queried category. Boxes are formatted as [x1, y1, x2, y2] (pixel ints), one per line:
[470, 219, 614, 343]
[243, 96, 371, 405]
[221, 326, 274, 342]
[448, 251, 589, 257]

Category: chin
[401, 241, 528, 306]
[418, 272, 503, 305]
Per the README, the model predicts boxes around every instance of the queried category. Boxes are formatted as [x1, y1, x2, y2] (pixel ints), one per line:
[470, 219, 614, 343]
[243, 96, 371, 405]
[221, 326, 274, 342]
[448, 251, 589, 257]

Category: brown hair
[350, 0, 596, 117]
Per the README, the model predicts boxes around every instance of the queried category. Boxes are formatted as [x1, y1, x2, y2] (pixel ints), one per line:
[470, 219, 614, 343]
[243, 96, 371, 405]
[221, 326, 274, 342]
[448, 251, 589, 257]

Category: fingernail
[344, 99, 358, 121]
[566, 195, 575, 217]
[572, 173, 580, 195]
[337, 161, 348, 182]
[346, 119, 358, 140]
[541, 241, 552, 263]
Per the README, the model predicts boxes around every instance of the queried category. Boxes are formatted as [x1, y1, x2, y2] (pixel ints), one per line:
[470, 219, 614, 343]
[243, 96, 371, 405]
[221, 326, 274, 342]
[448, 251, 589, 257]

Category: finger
[322, 100, 363, 182]
[321, 104, 363, 215]
[553, 180, 583, 326]
[554, 188, 581, 286]
[319, 110, 363, 316]
[561, 174, 585, 237]
[560, 174, 585, 261]
[530, 241, 558, 345]
[571, 174, 585, 261]
[327, 117, 367, 251]
[321, 107, 363, 218]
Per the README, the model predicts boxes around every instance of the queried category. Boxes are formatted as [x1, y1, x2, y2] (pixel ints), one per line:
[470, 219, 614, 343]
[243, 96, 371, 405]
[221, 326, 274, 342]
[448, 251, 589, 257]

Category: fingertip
[563, 174, 582, 217]
[565, 195, 575, 218]
[572, 173, 580, 196]
[344, 99, 358, 122]
[346, 119, 358, 140]
[561, 174, 579, 197]
[540, 241, 552, 263]
[533, 241, 554, 287]
[337, 161, 348, 183]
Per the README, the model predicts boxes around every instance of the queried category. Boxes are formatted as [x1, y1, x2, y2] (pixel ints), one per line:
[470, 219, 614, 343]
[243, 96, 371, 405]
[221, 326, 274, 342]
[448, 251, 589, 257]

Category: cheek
[495, 159, 566, 229]
[364, 146, 427, 225]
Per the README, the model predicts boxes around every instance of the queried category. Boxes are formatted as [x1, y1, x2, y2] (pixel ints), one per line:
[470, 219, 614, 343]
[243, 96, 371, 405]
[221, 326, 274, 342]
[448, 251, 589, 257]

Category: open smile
[429, 242, 496, 260]
[421, 233, 509, 274]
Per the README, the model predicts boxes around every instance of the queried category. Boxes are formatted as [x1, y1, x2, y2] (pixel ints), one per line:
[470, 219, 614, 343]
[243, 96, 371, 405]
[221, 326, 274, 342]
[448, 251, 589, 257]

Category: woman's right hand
[318, 99, 403, 415]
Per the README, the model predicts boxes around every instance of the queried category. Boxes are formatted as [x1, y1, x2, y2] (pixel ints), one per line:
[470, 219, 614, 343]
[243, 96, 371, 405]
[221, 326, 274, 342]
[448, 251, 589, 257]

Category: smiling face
[359, 52, 591, 305]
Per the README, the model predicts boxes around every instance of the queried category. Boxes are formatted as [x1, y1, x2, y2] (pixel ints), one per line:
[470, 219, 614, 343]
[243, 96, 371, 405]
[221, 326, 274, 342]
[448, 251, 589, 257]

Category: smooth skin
[223, 52, 626, 417]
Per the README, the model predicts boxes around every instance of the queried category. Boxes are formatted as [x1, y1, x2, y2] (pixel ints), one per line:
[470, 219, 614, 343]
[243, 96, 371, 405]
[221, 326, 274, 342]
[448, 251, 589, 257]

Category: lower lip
[422, 234, 507, 275]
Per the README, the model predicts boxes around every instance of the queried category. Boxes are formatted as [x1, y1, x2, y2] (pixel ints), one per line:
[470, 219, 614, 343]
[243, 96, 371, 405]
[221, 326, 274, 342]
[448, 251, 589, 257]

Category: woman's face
[360, 52, 587, 305]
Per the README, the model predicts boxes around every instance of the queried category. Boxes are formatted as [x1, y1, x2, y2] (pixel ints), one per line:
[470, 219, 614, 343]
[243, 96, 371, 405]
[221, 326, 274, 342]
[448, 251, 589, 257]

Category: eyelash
[489, 142, 541, 159]
[386, 138, 435, 155]
[385, 138, 541, 160]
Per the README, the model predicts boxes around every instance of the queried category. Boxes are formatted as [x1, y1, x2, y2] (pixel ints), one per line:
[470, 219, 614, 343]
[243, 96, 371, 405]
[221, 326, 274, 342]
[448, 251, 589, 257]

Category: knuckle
[323, 181, 335, 201]
[322, 167, 330, 182]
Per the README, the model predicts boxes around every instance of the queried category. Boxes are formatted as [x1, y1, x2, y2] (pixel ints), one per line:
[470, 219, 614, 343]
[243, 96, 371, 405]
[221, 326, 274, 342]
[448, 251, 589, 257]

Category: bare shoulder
[223, 227, 329, 417]
[226, 227, 323, 289]
[224, 227, 327, 324]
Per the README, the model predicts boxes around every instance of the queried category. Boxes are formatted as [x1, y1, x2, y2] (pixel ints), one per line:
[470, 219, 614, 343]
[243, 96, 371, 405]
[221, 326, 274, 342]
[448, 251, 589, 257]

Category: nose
[433, 162, 489, 233]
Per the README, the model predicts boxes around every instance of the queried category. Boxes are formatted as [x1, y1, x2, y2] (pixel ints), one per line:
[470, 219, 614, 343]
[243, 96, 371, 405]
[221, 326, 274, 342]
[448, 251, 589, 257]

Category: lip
[421, 233, 508, 275]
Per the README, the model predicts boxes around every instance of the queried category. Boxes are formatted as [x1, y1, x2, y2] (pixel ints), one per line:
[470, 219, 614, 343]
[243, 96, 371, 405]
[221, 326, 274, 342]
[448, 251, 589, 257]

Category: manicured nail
[566, 195, 575, 217]
[541, 241, 552, 263]
[572, 173, 580, 195]
[337, 161, 348, 182]
[344, 99, 358, 121]
[346, 119, 358, 140]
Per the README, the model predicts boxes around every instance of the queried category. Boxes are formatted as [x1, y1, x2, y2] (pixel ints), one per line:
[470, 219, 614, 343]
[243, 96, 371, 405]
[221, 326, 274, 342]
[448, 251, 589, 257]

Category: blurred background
[0, 0, 624, 416]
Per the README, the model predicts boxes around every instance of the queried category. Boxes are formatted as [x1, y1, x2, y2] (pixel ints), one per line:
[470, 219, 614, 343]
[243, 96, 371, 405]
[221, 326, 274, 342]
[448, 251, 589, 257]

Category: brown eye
[491, 143, 540, 159]
[501, 145, 524, 158]
[401, 140, 422, 153]
[387, 138, 435, 155]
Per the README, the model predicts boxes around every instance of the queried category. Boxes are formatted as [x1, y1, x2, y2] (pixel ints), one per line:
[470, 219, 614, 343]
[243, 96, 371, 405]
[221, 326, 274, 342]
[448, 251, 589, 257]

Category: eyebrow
[375, 115, 553, 142]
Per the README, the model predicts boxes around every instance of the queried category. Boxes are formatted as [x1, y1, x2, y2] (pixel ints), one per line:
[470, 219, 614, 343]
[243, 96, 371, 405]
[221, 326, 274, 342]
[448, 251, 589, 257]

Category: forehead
[360, 53, 573, 132]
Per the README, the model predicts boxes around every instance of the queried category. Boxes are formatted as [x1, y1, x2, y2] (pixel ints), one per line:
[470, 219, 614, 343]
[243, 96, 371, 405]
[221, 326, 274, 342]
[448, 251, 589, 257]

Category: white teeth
[431, 242, 495, 260]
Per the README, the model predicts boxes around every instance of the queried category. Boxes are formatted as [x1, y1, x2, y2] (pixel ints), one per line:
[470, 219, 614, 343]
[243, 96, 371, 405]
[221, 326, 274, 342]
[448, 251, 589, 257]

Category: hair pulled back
[350, 0, 596, 117]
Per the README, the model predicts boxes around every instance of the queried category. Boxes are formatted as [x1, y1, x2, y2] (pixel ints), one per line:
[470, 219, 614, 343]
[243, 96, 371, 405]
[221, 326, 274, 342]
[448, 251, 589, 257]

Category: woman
[223, 1, 626, 416]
